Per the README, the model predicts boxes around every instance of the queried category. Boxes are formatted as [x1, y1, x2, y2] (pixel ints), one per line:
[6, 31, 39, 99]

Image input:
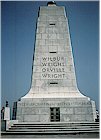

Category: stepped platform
[1, 122, 99, 138]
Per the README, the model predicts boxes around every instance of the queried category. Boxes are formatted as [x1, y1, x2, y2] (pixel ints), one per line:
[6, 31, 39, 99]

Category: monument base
[16, 96, 97, 122]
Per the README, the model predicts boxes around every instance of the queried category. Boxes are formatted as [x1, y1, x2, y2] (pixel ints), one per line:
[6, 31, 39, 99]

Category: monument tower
[16, 1, 97, 122]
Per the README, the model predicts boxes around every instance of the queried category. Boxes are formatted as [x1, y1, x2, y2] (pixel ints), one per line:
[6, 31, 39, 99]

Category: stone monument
[16, 1, 97, 122]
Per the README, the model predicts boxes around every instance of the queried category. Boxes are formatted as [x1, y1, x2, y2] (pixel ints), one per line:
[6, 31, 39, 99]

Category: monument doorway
[50, 107, 60, 122]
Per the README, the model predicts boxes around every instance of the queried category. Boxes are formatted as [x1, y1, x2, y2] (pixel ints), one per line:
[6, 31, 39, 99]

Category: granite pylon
[16, 2, 97, 122]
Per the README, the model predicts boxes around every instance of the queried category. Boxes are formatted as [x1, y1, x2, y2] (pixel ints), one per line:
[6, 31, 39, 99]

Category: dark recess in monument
[50, 107, 60, 122]
[50, 82, 58, 84]
[49, 23, 55, 25]
[49, 52, 57, 53]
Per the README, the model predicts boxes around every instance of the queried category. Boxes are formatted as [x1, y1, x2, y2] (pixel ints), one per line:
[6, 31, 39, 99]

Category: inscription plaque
[41, 56, 66, 79]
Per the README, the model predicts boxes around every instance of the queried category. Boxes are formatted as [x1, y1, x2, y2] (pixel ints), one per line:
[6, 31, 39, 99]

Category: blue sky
[1, 1, 99, 112]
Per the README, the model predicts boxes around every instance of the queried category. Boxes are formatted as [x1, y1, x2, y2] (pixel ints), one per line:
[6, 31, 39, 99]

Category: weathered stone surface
[22, 4, 79, 95]
[24, 115, 40, 122]
[16, 98, 95, 122]
[16, 3, 97, 122]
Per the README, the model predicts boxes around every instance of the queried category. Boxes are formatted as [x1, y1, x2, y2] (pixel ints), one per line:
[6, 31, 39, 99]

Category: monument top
[47, 1, 56, 6]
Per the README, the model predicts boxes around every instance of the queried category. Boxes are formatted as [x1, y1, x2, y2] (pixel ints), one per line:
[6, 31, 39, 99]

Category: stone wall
[16, 98, 96, 122]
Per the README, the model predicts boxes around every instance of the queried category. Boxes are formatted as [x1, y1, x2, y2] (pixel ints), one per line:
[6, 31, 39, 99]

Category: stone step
[12, 124, 99, 129]
[3, 130, 99, 135]
[7, 129, 99, 133]
[13, 122, 99, 127]
[12, 124, 99, 127]
[8, 124, 99, 132]
[14, 122, 99, 124]
[10, 126, 99, 129]
[7, 122, 99, 134]
[7, 127, 99, 131]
